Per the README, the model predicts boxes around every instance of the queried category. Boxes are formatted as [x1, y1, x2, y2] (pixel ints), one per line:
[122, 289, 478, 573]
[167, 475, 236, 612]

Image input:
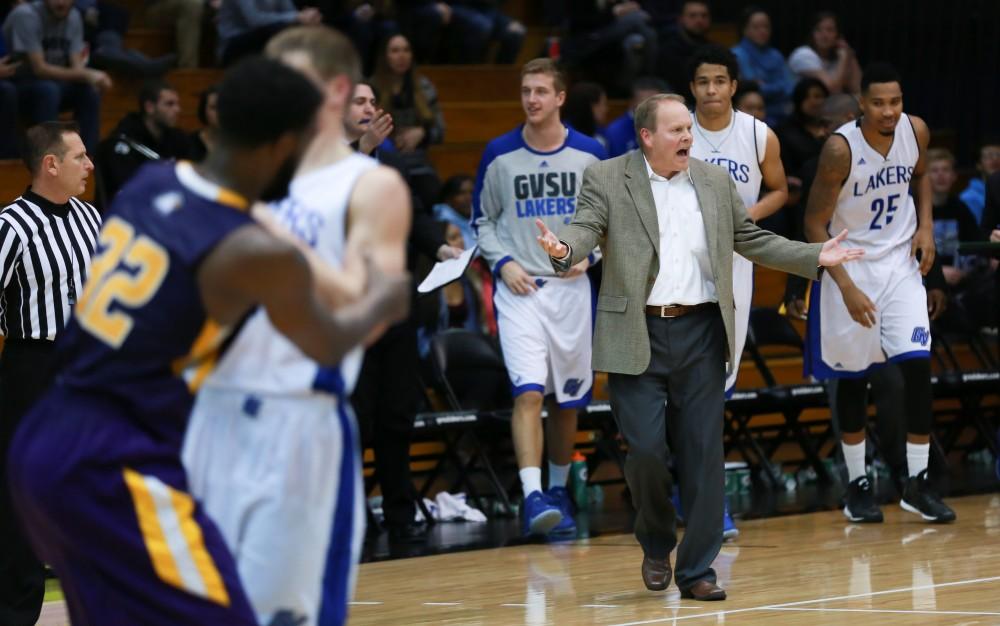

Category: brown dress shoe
[641, 556, 672, 591]
[680, 580, 726, 601]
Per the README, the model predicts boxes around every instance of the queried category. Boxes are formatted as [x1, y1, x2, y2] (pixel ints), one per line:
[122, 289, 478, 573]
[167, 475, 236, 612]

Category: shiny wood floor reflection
[349, 493, 1000, 625]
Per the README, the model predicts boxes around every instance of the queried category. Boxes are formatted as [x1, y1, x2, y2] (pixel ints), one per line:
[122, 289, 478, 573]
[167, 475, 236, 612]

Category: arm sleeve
[554, 163, 607, 271]
[232, 0, 298, 29]
[7, 7, 44, 54]
[471, 145, 509, 272]
[728, 176, 822, 279]
[0, 218, 23, 291]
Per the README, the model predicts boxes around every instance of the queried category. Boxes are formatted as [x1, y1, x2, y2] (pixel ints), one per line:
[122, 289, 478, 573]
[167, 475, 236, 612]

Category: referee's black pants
[0, 339, 56, 626]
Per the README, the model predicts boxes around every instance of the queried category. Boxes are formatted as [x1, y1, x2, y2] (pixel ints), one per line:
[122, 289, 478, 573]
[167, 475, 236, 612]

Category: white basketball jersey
[690, 109, 767, 210]
[206, 152, 378, 396]
[830, 114, 919, 260]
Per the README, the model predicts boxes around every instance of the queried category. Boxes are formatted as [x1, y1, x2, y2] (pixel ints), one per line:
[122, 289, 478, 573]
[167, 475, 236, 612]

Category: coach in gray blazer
[537, 94, 862, 600]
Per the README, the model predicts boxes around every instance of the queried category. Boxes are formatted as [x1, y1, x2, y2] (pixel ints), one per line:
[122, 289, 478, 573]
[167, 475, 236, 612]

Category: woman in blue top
[730, 6, 793, 126]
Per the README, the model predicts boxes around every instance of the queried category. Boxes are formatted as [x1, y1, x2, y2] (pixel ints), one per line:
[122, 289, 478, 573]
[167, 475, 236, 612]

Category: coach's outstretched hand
[818, 229, 865, 267]
[535, 219, 568, 259]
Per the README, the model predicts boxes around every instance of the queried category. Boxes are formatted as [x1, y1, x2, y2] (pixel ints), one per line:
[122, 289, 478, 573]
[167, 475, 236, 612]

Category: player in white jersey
[473, 58, 606, 537]
[182, 27, 411, 626]
[686, 45, 788, 540]
[804, 62, 955, 524]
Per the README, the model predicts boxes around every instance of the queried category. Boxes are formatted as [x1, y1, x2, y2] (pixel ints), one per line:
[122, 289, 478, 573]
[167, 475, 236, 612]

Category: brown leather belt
[645, 302, 717, 318]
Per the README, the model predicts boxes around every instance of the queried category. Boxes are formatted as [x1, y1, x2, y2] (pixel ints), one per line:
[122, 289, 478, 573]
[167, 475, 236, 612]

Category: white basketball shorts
[182, 388, 365, 626]
[805, 244, 931, 378]
[494, 271, 594, 407]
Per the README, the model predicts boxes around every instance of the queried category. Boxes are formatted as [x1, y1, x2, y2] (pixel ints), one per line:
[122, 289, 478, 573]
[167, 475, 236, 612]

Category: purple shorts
[7, 386, 257, 626]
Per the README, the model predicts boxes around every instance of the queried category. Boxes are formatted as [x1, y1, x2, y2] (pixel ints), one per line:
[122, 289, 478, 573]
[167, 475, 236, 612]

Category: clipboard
[417, 246, 478, 294]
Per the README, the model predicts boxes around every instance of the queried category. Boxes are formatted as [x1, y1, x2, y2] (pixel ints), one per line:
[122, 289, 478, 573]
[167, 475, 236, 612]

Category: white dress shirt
[644, 156, 718, 306]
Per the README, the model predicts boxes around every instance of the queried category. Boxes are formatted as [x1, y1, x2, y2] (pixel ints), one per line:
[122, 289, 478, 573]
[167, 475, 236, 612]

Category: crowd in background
[0, 0, 998, 541]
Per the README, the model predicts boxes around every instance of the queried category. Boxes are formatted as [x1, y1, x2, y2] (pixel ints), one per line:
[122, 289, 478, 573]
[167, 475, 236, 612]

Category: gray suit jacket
[553, 150, 822, 376]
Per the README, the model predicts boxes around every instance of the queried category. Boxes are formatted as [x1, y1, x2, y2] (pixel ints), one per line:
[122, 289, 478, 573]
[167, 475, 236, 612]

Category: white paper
[417, 246, 477, 294]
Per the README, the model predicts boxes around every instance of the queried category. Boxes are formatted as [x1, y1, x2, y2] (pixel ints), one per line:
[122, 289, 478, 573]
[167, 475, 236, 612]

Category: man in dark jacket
[96, 79, 190, 207]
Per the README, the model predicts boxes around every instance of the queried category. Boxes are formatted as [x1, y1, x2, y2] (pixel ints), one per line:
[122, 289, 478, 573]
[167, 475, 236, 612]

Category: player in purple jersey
[6, 57, 410, 625]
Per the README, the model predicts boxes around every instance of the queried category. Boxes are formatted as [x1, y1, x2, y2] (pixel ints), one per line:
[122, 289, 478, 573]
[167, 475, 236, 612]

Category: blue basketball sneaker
[723, 499, 739, 540]
[522, 490, 562, 537]
[545, 486, 577, 536]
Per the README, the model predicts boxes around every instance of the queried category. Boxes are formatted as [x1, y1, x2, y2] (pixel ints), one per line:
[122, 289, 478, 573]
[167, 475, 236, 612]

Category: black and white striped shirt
[0, 190, 102, 341]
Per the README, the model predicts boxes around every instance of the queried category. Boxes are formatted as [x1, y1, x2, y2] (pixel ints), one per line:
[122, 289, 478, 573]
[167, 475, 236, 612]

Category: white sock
[520, 467, 543, 498]
[548, 462, 570, 490]
[906, 442, 930, 478]
[842, 440, 867, 482]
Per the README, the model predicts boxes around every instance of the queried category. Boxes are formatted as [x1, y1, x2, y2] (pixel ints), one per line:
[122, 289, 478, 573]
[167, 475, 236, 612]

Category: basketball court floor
[37, 492, 1000, 625]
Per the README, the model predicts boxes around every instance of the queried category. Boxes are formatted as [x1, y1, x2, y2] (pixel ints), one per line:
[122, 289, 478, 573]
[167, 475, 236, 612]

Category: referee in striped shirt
[0, 121, 101, 625]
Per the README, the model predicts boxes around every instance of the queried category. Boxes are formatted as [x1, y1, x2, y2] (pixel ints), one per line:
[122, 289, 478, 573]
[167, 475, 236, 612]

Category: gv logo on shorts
[911, 326, 930, 347]
[563, 378, 584, 396]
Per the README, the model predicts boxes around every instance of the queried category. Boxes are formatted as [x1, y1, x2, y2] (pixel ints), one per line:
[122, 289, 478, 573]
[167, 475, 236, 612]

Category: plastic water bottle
[571, 451, 589, 508]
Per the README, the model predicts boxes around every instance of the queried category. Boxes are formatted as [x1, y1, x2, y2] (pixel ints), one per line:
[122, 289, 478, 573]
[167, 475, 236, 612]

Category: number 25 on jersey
[76, 216, 170, 348]
[869, 193, 901, 231]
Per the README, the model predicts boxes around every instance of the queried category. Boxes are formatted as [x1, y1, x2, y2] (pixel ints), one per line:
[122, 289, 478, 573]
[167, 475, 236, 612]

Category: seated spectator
[216, 0, 321, 66]
[603, 75, 666, 157]
[730, 5, 793, 126]
[144, 0, 205, 68]
[345, 80, 395, 156]
[959, 138, 1000, 225]
[188, 84, 218, 162]
[1, 42, 19, 158]
[96, 79, 190, 205]
[449, 1, 524, 64]
[776, 77, 828, 188]
[563, 0, 658, 94]
[371, 33, 444, 208]
[2, 0, 111, 151]
[432, 173, 475, 249]
[561, 80, 608, 148]
[656, 0, 708, 100]
[763, 77, 827, 239]
[323, 1, 398, 75]
[76, 0, 175, 76]
[787, 11, 861, 95]
[928, 148, 996, 332]
[733, 80, 765, 121]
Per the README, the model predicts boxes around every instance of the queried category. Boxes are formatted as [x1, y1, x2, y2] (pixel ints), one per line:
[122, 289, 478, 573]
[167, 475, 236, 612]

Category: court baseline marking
[609, 575, 1000, 626]
[765, 607, 1000, 616]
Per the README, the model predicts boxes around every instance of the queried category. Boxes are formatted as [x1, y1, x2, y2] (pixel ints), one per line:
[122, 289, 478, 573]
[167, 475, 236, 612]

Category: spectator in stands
[928, 148, 995, 331]
[324, 1, 398, 75]
[787, 12, 860, 96]
[433, 173, 475, 248]
[143, 0, 203, 68]
[96, 79, 190, 205]
[371, 33, 444, 208]
[0, 46, 19, 158]
[733, 80, 764, 121]
[188, 84, 218, 162]
[985, 171, 1000, 242]
[730, 5, 792, 126]
[959, 138, 1000, 225]
[656, 0, 708, 101]
[449, 0, 525, 64]
[776, 78, 828, 197]
[603, 75, 667, 158]
[2, 0, 111, 152]
[563, 0, 659, 94]
[561, 80, 608, 149]
[395, 0, 451, 62]
[216, 0, 322, 66]
[77, 0, 175, 76]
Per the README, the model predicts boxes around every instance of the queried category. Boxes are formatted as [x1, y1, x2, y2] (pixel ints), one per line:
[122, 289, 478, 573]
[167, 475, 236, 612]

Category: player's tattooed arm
[805, 134, 876, 327]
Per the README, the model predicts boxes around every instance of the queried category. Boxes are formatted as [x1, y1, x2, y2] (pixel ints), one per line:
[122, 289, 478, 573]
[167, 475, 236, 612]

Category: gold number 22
[77, 216, 170, 348]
